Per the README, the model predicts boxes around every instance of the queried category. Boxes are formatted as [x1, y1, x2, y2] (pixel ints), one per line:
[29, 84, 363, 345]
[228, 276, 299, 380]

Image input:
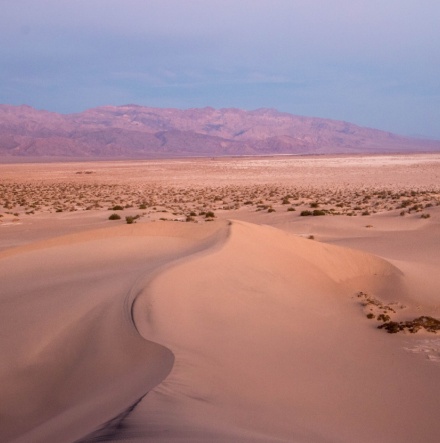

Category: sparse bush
[310, 202, 319, 208]
[378, 316, 440, 334]
[125, 214, 140, 224]
[312, 210, 326, 216]
[300, 210, 312, 216]
[421, 213, 431, 219]
[111, 205, 124, 211]
[108, 213, 121, 220]
[287, 207, 296, 212]
[205, 211, 215, 218]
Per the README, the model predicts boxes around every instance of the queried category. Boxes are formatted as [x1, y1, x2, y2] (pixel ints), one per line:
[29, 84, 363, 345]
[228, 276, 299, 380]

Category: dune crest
[2, 216, 440, 442]
[0, 221, 228, 443]
[127, 221, 440, 442]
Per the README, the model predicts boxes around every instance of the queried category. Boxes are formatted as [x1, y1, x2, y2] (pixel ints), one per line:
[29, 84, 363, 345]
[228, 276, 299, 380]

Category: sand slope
[128, 221, 440, 442]
[0, 222, 227, 443]
[1, 219, 440, 442]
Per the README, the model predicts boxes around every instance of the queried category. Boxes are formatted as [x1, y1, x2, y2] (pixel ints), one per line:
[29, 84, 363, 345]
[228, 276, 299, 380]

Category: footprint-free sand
[1, 154, 440, 442]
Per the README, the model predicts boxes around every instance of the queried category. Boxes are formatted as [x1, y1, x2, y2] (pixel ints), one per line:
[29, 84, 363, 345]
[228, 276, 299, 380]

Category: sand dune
[3, 219, 437, 441]
[127, 221, 440, 442]
[0, 222, 227, 442]
[1, 156, 440, 442]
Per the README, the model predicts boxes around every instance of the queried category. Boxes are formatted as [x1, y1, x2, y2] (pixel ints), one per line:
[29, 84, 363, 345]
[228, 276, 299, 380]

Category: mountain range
[1, 104, 439, 159]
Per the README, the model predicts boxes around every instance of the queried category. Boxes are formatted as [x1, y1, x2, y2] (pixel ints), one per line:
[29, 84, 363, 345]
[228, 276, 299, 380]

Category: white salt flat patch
[404, 339, 440, 364]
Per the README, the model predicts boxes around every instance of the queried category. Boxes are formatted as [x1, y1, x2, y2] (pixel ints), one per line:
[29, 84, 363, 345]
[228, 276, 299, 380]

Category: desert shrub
[287, 207, 296, 212]
[310, 202, 319, 208]
[125, 214, 140, 224]
[300, 210, 312, 216]
[108, 213, 121, 220]
[312, 210, 326, 216]
[366, 313, 375, 319]
[205, 211, 215, 218]
[268, 208, 275, 213]
[378, 316, 440, 334]
[139, 203, 147, 209]
[421, 213, 431, 219]
[111, 205, 124, 211]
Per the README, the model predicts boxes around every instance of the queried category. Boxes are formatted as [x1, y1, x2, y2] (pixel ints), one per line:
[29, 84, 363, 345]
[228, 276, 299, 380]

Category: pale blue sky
[1, 0, 439, 138]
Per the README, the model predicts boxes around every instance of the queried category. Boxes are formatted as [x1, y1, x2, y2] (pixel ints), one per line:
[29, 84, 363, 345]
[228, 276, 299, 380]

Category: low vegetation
[0, 181, 438, 224]
[378, 316, 440, 334]
[357, 291, 440, 335]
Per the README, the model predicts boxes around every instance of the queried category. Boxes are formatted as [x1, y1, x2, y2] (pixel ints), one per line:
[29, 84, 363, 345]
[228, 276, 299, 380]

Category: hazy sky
[1, 0, 439, 138]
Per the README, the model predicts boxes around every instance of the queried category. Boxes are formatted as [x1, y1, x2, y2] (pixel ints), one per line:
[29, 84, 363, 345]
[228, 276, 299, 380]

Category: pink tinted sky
[1, 0, 439, 138]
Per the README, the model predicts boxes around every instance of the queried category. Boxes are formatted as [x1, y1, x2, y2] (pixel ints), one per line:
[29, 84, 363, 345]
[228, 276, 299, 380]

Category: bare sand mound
[0, 221, 228, 443]
[2, 219, 440, 442]
[129, 221, 440, 442]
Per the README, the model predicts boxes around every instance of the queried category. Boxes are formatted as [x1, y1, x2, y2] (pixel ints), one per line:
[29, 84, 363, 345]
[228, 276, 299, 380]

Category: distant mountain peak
[0, 104, 439, 159]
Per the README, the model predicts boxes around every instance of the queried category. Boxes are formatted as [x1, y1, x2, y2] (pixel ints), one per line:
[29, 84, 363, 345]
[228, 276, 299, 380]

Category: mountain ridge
[1, 104, 439, 159]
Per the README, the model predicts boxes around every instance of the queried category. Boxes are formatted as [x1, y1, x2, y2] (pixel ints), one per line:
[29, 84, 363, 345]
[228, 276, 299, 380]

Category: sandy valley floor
[1, 154, 440, 442]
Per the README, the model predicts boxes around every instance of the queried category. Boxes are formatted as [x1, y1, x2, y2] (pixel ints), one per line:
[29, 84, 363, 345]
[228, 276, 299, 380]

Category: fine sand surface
[1, 154, 440, 442]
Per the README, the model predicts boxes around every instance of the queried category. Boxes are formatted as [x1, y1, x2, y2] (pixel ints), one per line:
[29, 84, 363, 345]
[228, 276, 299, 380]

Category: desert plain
[1, 153, 440, 442]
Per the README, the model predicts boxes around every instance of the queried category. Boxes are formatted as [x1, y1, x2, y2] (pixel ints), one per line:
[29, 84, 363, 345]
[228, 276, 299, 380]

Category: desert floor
[1, 153, 440, 442]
